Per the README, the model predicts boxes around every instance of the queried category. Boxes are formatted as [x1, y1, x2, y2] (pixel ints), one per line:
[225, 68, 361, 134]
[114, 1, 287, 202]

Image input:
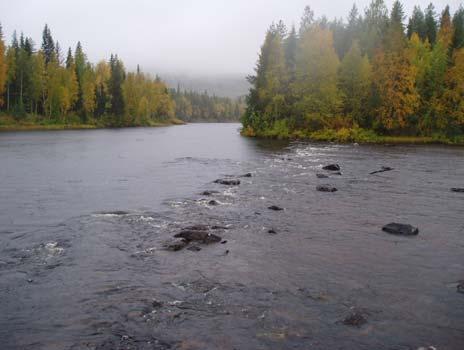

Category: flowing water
[0, 123, 463, 350]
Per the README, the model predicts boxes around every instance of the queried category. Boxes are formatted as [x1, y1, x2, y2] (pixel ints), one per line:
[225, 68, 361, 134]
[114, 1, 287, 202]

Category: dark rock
[184, 225, 209, 231]
[27, 279, 34, 283]
[152, 299, 163, 308]
[323, 164, 341, 171]
[370, 166, 394, 175]
[343, 312, 367, 327]
[268, 229, 277, 234]
[382, 223, 419, 236]
[225, 250, 230, 254]
[208, 200, 219, 206]
[451, 188, 464, 193]
[317, 185, 338, 193]
[457, 281, 464, 294]
[214, 178, 240, 186]
[174, 230, 222, 244]
[187, 245, 202, 252]
[333, 171, 343, 175]
[201, 190, 219, 196]
[316, 173, 329, 179]
[221, 240, 228, 244]
[211, 225, 229, 230]
[166, 240, 189, 251]
[241, 173, 253, 178]
[268, 205, 284, 211]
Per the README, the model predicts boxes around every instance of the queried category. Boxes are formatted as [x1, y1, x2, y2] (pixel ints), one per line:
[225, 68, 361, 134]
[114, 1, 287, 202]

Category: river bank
[241, 126, 464, 146]
[0, 115, 185, 132]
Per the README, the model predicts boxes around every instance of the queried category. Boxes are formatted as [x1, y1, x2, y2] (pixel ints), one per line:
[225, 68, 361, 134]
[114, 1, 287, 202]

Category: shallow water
[1, 123, 463, 349]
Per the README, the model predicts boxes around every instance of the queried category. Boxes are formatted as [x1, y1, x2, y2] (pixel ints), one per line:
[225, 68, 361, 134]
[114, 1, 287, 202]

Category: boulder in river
[342, 312, 367, 327]
[208, 200, 219, 206]
[316, 173, 329, 179]
[240, 173, 253, 178]
[268, 205, 284, 211]
[382, 223, 419, 236]
[323, 164, 341, 171]
[316, 185, 338, 193]
[370, 166, 394, 175]
[174, 230, 222, 244]
[451, 188, 464, 193]
[214, 179, 240, 186]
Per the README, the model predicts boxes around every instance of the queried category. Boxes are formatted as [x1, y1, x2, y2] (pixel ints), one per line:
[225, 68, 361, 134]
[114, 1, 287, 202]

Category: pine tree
[41, 24, 55, 64]
[424, 3, 438, 45]
[452, 6, 464, 49]
[0, 24, 7, 107]
[109, 54, 126, 119]
[407, 6, 426, 40]
[299, 6, 315, 36]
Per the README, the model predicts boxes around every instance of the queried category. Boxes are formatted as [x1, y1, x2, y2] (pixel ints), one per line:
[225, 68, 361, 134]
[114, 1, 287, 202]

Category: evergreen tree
[0, 24, 7, 107]
[452, 6, 464, 50]
[407, 6, 426, 40]
[41, 24, 55, 64]
[299, 6, 315, 35]
[424, 3, 438, 45]
[109, 54, 126, 119]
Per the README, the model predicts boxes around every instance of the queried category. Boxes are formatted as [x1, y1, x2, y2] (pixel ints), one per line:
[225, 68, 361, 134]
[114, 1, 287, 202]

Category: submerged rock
[382, 223, 419, 236]
[214, 178, 241, 186]
[208, 200, 219, 206]
[370, 166, 394, 175]
[174, 230, 222, 244]
[201, 190, 219, 196]
[166, 240, 189, 252]
[241, 173, 253, 178]
[451, 188, 464, 193]
[268, 205, 284, 211]
[268, 229, 277, 234]
[187, 245, 202, 252]
[323, 164, 341, 171]
[316, 173, 329, 179]
[343, 312, 367, 327]
[316, 185, 338, 193]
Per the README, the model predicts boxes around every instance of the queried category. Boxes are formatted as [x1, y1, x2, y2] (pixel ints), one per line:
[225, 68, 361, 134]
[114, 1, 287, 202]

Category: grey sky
[1, 0, 462, 77]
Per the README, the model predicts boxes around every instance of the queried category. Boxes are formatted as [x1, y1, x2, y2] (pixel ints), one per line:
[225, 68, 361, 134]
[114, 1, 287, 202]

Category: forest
[242, 1, 464, 143]
[0, 24, 241, 129]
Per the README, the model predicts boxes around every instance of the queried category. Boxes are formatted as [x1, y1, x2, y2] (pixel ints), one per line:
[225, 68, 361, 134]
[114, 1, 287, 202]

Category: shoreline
[0, 119, 186, 132]
[241, 128, 464, 146]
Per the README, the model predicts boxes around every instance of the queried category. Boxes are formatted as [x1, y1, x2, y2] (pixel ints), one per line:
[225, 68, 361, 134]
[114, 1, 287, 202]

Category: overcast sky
[1, 0, 461, 77]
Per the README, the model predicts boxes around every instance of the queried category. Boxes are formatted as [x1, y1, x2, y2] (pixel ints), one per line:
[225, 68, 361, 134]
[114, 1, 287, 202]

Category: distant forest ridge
[242, 1, 464, 143]
[0, 24, 243, 128]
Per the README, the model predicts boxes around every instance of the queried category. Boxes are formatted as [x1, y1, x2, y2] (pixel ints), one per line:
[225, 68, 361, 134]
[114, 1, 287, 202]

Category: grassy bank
[241, 125, 464, 146]
[0, 115, 185, 132]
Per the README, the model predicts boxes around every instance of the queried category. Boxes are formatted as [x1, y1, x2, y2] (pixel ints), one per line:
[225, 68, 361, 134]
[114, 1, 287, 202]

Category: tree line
[0, 24, 241, 127]
[171, 87, 245, 122]
[242, 1, 464, 142]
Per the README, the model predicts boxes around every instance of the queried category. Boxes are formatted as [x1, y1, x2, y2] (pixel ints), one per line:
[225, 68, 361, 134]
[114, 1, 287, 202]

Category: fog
[1, 0, 461, 77]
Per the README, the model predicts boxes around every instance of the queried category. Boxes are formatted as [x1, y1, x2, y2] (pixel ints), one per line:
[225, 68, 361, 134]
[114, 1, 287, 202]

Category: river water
[1, 123, 463, 349]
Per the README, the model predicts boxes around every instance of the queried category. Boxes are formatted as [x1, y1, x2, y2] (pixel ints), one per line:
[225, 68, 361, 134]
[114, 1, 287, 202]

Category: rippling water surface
[1, 123, 463, 349]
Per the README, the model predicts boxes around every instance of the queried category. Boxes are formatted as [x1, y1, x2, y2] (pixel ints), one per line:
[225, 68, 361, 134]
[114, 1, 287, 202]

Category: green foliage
[243, 1, 464, 143]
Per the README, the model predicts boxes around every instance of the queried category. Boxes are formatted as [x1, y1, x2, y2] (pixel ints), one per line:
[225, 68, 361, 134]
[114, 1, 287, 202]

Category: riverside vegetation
[0, 25, 243, 130]
[242, 1, 464, 144]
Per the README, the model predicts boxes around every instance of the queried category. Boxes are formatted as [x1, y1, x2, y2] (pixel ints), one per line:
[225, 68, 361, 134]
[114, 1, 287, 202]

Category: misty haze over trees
[242, 1, 464, 143]
[0, 24, 242, 128]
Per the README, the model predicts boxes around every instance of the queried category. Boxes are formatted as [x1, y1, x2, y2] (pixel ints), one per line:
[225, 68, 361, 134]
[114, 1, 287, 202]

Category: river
[1, 123, 463, 349]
